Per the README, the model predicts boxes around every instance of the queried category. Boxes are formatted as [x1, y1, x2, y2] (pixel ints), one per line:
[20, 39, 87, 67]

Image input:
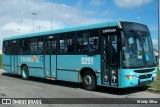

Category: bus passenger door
[44, 37, 57, 79]
[102, 33, 118, 86]
[11, 41, 18, 74]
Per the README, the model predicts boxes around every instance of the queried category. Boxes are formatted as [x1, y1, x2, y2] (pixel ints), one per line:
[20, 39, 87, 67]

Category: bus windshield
[122, 30, 156, 68]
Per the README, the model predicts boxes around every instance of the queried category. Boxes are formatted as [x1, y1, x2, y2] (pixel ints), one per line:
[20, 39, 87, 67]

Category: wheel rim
[84, 75, 92, 85]
[22, 70, 26, 78]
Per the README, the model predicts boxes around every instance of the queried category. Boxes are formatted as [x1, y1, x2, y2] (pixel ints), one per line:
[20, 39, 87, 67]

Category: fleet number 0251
[81, 57, 93, 65]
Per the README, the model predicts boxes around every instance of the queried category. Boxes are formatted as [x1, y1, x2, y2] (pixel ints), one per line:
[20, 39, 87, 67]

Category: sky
[0, 0, 158, 54]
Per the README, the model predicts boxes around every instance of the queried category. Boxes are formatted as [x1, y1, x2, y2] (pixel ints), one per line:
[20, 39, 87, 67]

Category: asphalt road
[0, 69, 160, 107]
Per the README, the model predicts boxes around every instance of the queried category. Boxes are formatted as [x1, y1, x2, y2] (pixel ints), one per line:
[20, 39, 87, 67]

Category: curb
[146, 88, 160, 94]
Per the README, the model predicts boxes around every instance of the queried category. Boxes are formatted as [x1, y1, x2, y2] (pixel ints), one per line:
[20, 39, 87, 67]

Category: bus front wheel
[21, 66, 29, 80]
[82, 71, 96, 91]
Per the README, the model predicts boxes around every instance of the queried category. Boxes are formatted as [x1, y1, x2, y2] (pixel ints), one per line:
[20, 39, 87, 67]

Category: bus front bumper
[119, 75, 157, 88]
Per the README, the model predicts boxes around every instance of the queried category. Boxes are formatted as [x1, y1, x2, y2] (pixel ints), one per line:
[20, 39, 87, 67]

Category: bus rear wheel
[21, 66, 29, 80]
[82, 71, 96, 91]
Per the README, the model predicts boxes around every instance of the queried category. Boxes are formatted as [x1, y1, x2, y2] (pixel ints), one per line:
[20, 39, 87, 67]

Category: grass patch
[0, 54, 1, 69]
[148, 70, 160, 89]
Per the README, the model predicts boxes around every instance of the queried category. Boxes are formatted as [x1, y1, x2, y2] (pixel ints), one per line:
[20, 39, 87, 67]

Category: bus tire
[21, 66, 29, 80]
[82, 70, 96, 91]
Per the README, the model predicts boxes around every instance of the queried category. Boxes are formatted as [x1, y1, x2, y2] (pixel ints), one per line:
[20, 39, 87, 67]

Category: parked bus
[2, 21, 157, 91]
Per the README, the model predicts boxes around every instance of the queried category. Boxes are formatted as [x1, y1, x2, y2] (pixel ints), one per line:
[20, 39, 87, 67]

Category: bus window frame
[99, 26, 121, 68]
[3, 40, 11, 55]
[58, 32, 76, 54]
[120, 29, 157, 69]
[30, 37, 44, 55]
[56, 29, 101, 55]
[74, 29, 101, 55]
[43, 34, 58, 55]
[99, 26, 120, 86]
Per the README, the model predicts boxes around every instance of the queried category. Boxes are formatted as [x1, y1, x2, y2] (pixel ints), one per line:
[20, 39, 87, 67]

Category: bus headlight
[125, 75, 137, 80]
[153, 72, 157, 77]
[153, 72, 157, 80]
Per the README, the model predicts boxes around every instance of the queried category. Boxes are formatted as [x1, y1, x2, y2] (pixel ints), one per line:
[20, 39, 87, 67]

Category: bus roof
[3, 21, 119, 41]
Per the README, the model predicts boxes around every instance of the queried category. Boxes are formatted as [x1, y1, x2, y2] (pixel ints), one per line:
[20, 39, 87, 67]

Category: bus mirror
[94, 39, 97, 45]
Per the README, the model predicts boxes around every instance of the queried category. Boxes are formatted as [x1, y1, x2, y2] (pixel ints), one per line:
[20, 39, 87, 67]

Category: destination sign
[103, 29, 116, 33]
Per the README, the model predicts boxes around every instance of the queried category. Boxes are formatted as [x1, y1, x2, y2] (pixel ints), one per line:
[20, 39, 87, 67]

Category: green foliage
[0, 54, 1, 69]
[148, 70, 160, 89]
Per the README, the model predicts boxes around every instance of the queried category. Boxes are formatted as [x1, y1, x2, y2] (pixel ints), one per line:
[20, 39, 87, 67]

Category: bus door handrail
[102, 55, 116, 67]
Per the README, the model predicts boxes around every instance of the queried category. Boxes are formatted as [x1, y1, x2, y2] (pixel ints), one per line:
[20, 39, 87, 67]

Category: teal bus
[2, 21, 157, 91]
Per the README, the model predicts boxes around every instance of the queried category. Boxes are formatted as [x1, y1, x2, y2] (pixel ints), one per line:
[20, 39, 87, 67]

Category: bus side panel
[95, 73, 101, 85]
[17, 66, 21, 75]
[18, 55, 44, 78]
[29, 68, 44, 78]
[57, 71, 79, 82]
[2, 54, 11, 73]
[57, 55, 101, 85]
[51, 55, 57, 78]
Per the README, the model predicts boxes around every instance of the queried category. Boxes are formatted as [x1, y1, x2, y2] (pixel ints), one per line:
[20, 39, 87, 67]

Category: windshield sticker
[145, 54, 149, 62]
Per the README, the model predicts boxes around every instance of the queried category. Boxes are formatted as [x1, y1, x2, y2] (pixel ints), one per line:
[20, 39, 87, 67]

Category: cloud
[89, 0, 106, 7]
[76, 0, 83, 7]
[149, 25, 158, 33]
[0, 0, 110, 50]
[3, 22, 25, 33]
[113, 0, 152, 8]
[152, 39, 158, 49]
[0, 0, 109, 32]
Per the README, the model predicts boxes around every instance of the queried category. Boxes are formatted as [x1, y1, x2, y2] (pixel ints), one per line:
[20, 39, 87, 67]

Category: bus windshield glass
[122, 30, 156, 68]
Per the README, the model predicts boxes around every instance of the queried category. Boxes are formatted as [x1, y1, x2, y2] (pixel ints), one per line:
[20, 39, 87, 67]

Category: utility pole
[38, 26, 41, 32]
[17, 29, 21, 35]
[158, 0, 160, 69]
[50, 5, 53, 30]
[32, 12, 37, 32]
[137, 17, 140, 23]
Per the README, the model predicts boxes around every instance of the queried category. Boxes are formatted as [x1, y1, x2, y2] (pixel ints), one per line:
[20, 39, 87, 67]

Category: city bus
[2, 21, 157, 91]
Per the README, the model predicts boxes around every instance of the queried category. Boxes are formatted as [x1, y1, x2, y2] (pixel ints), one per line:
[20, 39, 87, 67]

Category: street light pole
[38, 26, 41, 32]
[32, 12, 37, 33]
[17, 29, 21, 35]
[137, 17, 140, 23]
[50, 5, 53, 30]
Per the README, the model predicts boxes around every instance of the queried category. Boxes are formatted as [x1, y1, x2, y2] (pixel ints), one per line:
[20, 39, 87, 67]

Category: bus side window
[30, 37, 43, 55]
[3, 41, 10, 55]
[76, 31, 99, 53]
[67, 43, 75, 53]
[37, 41, 43, 54]
[20, 39, 30, 55]
[76, 32, 88, 53]
[51, 40, 56, 54]
[111, 35, 117, 64]
[44, 41, 50, 54]
[59, 33, 74, 54]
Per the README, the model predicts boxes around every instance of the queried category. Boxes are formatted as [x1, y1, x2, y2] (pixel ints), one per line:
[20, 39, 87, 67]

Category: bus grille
[139, 74, 152, 79]
[138, 80, 152, 85]
[134, 68, 155, 73]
